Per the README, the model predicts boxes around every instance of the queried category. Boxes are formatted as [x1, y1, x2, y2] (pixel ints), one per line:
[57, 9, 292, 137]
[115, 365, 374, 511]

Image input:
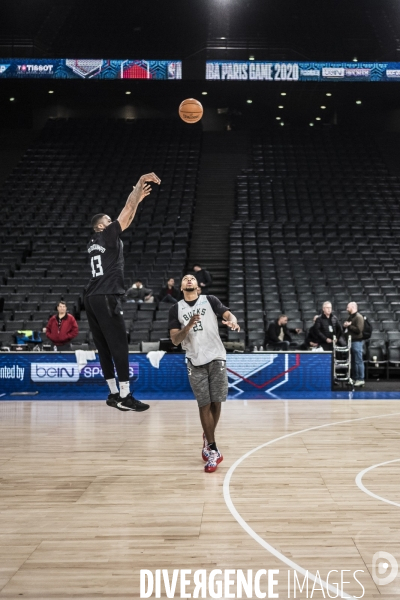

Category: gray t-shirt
[168, 295, 229, 366]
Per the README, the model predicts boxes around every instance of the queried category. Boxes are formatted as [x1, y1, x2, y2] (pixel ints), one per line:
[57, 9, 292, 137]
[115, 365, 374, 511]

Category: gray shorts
[187, 359, 228, 408]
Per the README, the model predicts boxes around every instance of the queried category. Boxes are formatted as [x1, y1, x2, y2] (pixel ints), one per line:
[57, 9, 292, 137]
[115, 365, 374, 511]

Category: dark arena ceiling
[1, 0, 400, 62]
[2, 0, 400, 130]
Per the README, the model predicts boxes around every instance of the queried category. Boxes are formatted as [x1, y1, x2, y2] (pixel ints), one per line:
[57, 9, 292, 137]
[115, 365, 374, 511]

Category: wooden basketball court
[0, 399, 400, 599]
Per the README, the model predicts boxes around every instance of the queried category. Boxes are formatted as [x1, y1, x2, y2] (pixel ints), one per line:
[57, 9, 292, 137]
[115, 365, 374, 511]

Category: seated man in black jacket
[314, 301, 343, 351]
[266, 315, 303, 350]
[158, 278, 180, 304]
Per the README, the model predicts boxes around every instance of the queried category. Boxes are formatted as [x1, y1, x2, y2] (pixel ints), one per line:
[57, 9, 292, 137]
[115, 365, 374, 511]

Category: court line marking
[223, 410, 400, 600]
[356, 458, 400, 508]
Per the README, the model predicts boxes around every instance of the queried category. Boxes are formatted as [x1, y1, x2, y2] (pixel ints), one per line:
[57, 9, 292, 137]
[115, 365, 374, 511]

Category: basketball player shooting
[168, 275, 240, 472]
[85, 173, 161, 412]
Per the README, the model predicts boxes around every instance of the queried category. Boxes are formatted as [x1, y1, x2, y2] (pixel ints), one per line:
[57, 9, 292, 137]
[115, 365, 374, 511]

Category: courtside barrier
[0, 351, 331, 400]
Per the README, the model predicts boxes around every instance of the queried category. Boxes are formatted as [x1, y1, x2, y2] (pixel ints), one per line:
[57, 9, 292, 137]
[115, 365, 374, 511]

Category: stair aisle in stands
[189, 130, 249, 308]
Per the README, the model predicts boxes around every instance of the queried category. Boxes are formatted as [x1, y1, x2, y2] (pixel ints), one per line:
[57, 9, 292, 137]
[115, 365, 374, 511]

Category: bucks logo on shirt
[170, 295, 228, 366]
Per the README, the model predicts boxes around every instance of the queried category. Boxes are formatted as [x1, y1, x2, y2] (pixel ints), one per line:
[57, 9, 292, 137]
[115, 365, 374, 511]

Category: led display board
[0, 59, 182, 80]
[206, 61, 400, 82]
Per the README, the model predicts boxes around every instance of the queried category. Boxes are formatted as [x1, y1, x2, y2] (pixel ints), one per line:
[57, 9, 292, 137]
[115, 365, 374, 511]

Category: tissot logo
[31, 363, 80, 383]
[17, 64, 54, 74]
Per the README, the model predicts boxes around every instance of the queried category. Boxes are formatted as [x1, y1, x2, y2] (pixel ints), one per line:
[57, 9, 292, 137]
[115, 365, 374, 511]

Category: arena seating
[229, 126, 400, 375]
[0, 118, 201, 349]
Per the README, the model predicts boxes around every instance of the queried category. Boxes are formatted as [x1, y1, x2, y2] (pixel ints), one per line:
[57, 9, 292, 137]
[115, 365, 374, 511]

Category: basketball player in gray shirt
[169, 274, 240, 473]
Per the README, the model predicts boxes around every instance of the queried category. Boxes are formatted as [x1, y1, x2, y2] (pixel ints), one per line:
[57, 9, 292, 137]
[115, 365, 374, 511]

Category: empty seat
[73, 331, 89, 344]
[367, 339, 387, 363]
[0, 331, 13, 346]
[381, 321, 399, 331]
[388, 340, 400, 366]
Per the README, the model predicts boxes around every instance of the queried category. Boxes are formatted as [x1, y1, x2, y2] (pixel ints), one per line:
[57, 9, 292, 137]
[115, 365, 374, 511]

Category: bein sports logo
[81, 361, 139, 381]
[31, 363, 80, 383]
[0, 64, 10, 74]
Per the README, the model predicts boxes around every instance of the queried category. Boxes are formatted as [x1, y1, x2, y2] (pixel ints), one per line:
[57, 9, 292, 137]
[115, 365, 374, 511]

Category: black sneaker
[117, 393, 150, 412]
[106, 393, 129, 412]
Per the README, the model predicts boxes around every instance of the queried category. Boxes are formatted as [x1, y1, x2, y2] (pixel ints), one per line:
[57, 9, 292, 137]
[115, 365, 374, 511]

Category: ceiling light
[309, 122, 314, 126]
[316, 117, 321, 121]
[246, 99, 253, 104]
[280, 122, 284, 126]
[48, 90, 54, 94]
[356, 100, 362, 104]
[202, 91, 208, 95]
[320, 105, 326, 109]
[278, 105, 284, 109]
[326, 93, 332, 97]
[220, 37, 226, 40]
[9, 97, 15, 102]
[353, 57, 358, 62]
[125, 91, 132, 95]
[281, 92, 287, 96]
[276, 116, 281, 120]
[249, 56, 255, 61]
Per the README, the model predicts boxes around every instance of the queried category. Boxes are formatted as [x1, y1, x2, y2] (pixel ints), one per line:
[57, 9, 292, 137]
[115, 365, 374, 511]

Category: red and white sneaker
[202, 433, 210, 462]
[204, 449, 223, 473]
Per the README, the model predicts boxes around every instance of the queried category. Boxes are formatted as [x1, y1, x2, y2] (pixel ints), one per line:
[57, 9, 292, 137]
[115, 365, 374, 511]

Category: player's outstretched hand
[133, 173, 161, 202]
[222, 320, 241, 332]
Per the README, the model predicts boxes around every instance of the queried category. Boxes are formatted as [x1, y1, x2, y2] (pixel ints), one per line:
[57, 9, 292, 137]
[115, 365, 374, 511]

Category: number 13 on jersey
[91, 255, 104, 278]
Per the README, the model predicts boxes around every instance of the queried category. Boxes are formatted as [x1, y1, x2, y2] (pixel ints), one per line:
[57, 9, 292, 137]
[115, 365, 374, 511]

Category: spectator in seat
[46, 301, 79, 351]
[158, 278, 180, 304]
[125, 280, 154, 303]
[266, 315, 303, 351]
[193, 264, 212, 295]
[304, 315, 321, 350]
[314, 302, 344, 351]
[343, 301, 365, 387]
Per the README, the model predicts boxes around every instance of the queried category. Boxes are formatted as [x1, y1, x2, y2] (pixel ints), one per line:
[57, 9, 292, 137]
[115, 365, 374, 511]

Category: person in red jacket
[46, 301, 79, 351]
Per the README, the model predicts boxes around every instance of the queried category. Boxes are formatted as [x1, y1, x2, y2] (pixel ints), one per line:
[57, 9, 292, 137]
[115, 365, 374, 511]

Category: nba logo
[167, 62, 182, 79]
[168, 63, 176, 79]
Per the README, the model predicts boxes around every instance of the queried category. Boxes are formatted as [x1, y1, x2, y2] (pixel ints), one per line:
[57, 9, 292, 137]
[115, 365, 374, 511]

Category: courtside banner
[206, 61, 400, 81]
[0, 59, 182, 80]
[0, 352, 331, 400]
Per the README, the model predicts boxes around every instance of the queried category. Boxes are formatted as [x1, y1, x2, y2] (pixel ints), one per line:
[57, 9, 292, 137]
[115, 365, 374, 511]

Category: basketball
[178, 98, 203, 123]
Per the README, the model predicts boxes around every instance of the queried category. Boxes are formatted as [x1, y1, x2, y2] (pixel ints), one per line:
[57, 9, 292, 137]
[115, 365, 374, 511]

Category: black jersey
[85, 220, 125, 296]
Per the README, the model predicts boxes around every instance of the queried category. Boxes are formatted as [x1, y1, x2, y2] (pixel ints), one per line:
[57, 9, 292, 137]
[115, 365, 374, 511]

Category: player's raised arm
[170, 315, 201, 346]
[118, 172, 161, 231]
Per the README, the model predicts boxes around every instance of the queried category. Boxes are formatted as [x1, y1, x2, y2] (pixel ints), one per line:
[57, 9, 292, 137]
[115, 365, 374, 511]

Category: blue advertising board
[206, 61, 400, 82]
[0, 352, 331, 400]
[0, 59, 182, 80]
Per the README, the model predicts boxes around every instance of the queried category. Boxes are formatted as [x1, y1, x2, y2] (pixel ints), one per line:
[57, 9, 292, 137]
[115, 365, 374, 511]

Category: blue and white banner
[206, 61, 400, 82]
[0, 59, 182, 80]
[0, 352, 331, 400]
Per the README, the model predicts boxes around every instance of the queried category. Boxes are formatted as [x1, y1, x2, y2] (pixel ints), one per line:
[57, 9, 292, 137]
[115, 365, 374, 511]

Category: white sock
[119, 381, 130, 398]
[106, 378, 118, 394]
